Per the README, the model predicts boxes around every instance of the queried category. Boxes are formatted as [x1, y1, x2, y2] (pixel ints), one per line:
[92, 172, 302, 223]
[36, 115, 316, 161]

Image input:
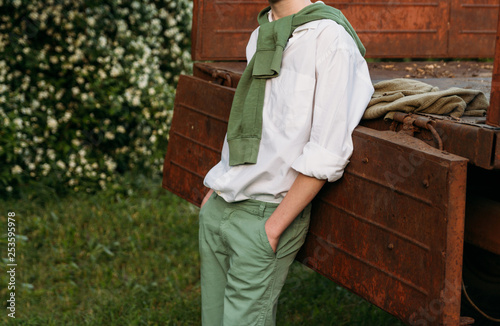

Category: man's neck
[270, 0, 313, 20]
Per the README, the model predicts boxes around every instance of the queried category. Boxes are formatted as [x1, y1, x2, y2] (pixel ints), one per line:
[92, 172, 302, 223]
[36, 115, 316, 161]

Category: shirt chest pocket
[266, 68, 316, 133]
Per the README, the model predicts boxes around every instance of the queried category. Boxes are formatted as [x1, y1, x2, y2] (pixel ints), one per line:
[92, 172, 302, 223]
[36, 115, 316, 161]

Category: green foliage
[0, 0, 193, 197]
[0, 176, 202, 325]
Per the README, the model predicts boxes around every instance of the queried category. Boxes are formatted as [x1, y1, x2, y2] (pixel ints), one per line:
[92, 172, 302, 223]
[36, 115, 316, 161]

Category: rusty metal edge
[487, 5, 500, 128]
[355, 126, 469, 163]
[496, 133, 500, 169]
[162, 182, 203, 208]
[443, 159, 468, 325]
[191, 0, 203, 62]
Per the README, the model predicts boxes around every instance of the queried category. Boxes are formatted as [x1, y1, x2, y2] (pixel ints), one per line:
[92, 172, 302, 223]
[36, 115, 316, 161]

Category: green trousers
[199, 192, 311, 326]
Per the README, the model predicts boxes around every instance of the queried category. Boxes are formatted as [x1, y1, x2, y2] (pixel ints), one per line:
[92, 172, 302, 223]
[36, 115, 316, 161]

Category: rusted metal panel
[449, 0, 499, 58]
[360, 117, 500, 256]
[192, 0, 498, 61]
[330, 0, 449, 58]
[296, 127, 468, 325]
[162, 72, 469, 325]
[162, 75, 232, 206]
[464, 166, 500, 255]
[487, 5, 500, 127]
[192, 0, 267, 61]
[465, 194, 500, 255]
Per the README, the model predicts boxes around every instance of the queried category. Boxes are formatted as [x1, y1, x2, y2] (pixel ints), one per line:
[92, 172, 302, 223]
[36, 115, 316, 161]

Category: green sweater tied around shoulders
[226, 2, 366, 166]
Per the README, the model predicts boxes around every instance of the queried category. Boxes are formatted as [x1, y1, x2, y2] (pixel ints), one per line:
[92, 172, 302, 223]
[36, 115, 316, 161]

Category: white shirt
[204, 10, 374, 203]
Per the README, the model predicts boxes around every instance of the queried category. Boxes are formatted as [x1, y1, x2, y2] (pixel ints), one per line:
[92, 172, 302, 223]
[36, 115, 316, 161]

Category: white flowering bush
[0, 0, 192, 196]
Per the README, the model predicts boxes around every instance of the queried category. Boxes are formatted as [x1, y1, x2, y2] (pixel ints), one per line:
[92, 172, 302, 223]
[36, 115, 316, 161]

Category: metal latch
[195, 64, 235, 87]
[392, 112, 444, 150]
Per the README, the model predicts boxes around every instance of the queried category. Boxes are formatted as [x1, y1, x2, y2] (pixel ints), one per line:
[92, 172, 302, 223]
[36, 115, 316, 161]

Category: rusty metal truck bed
[162, 1, 500, 324]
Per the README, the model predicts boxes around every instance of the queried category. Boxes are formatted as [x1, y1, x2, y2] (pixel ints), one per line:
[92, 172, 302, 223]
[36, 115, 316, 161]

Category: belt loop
[258, 202, 266, 217]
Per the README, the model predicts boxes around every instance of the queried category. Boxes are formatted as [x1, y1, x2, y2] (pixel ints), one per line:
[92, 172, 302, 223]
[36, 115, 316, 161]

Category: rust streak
[170, 160, 206, 179]
[319, 197, 432, 252]
[461, 4, 500, 8]
[178, 103, 228, 123]
[215, 29, 257, 34]
[357, 30, 438, 34]
[345, 170, 434, 206]
[460, 30, 497, 34]
[308, 233, 430, 296]
[331, 2, 439, 6]
[173, 131, 222, 154]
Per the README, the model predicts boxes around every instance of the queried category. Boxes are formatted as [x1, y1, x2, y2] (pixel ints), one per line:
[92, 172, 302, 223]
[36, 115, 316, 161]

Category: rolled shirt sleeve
[204, 20, 375, 203]
[291, 24, 374, 182]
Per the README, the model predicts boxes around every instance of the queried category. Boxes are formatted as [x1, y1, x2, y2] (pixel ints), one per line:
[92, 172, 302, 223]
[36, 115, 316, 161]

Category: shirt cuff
[291, 142, 350, 182]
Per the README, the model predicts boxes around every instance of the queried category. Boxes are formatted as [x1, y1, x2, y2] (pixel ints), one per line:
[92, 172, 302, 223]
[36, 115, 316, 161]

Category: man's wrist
[201, 189, 214, 207]
[265, 217, 284, 240]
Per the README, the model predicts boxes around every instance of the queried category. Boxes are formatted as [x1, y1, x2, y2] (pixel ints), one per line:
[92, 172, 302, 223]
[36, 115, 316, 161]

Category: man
[198, 0, 374, 325]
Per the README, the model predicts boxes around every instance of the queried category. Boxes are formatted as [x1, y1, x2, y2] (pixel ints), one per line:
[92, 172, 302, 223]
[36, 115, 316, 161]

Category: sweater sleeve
[246, 27, 259, 64]
[291, 23, 374, 182]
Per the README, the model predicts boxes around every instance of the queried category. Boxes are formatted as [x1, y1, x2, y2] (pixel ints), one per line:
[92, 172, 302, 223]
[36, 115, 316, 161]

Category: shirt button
[216, 191, 221, 195]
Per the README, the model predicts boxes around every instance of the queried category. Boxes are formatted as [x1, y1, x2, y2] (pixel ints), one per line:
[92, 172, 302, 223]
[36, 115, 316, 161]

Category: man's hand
[201, 189, 214, 208]
[265, 221, 281, 253]
[264, 173, 326, 253]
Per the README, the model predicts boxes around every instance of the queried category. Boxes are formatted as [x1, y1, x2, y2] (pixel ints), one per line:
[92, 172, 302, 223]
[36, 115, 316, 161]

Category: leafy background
[0, 0, 192, 197]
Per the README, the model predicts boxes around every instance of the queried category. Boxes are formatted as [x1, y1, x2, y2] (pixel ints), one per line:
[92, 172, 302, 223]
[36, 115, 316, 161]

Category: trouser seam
[256, 257, 278, 326]
[219, 211, 231, 255]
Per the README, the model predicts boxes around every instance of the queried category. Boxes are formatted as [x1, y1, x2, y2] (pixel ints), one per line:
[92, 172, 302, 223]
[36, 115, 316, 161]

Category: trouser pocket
[259, 219, 278, 258]
[260, 203, 311, 259]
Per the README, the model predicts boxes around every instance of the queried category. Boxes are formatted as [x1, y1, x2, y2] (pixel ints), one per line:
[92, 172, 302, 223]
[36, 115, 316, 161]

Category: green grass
[0, 175, 404, 325]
